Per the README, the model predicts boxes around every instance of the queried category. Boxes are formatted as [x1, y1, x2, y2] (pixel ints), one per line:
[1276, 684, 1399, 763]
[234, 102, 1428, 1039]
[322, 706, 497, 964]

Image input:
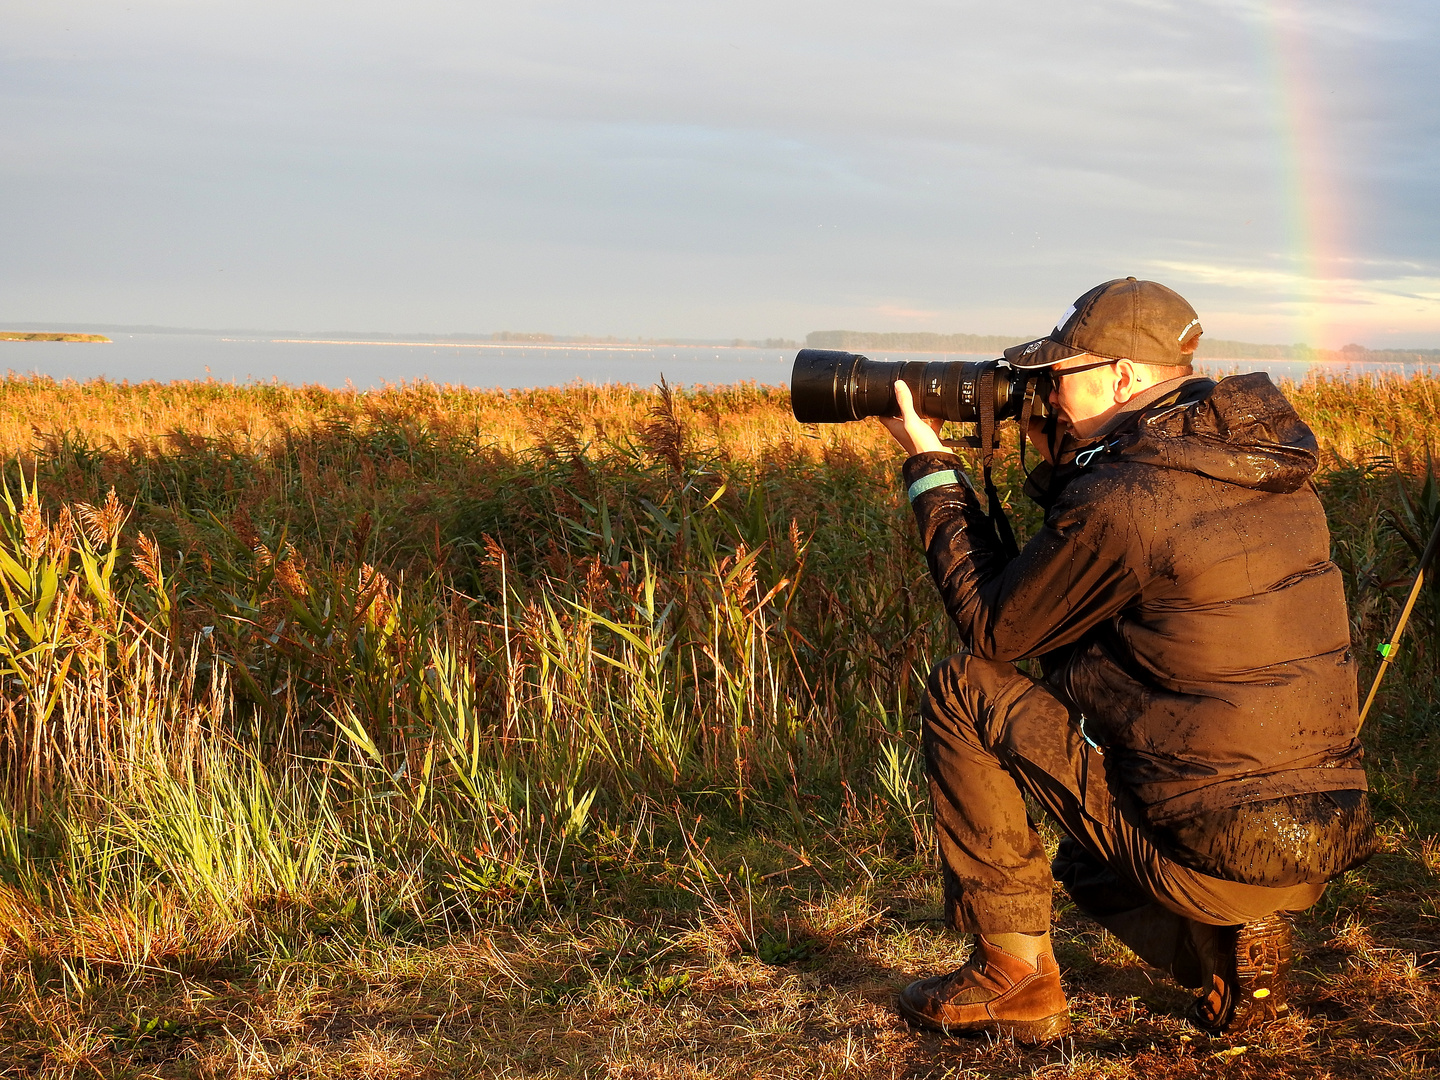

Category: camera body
[789, 349, 1037, 425]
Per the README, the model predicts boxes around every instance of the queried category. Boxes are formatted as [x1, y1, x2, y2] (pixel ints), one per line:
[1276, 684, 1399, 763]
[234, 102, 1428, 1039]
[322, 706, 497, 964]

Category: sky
[2, 1, 1438, 348]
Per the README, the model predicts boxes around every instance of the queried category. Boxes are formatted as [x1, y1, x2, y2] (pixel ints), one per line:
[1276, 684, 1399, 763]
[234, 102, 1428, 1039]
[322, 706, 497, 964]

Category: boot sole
[1229, 913, 1293, 1032]
[1189, 913, 1293, 1034]
[897, 996, 1073, 1044]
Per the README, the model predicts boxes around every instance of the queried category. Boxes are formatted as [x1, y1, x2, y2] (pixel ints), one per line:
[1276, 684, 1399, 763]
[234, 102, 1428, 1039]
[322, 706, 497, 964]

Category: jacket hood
[1107, 373, 1319, 493]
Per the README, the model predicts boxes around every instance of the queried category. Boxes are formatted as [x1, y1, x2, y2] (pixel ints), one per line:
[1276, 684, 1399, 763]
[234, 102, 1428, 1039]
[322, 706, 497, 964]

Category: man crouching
[880, 278, 1375, 1041]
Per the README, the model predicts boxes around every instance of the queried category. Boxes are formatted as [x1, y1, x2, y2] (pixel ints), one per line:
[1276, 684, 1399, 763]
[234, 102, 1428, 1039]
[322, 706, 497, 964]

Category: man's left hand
[878, 381, 946, 457]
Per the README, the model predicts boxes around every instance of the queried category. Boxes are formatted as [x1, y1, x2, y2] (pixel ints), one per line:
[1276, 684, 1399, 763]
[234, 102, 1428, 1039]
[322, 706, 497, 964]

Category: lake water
[3, 332, 1438, 390]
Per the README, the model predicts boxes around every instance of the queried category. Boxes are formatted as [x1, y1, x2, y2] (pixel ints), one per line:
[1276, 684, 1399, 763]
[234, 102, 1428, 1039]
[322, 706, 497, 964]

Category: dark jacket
[903, 373, 1368, 834]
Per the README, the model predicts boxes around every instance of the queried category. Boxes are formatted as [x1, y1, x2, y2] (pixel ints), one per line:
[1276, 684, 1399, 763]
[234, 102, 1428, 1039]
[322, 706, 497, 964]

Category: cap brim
[1003, 336, 1087, 369]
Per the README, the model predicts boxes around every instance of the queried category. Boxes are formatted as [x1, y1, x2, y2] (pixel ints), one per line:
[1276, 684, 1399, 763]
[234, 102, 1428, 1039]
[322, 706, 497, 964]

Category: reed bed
[0, 370, 1436, 1078]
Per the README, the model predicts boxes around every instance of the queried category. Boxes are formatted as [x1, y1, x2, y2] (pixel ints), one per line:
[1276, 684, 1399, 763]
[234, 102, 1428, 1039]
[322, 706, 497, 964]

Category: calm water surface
[3, 333, 1438, 390]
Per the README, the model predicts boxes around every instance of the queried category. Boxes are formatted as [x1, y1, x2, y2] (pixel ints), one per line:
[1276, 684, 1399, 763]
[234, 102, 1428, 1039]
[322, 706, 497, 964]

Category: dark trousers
[922, 653, 1325, 956]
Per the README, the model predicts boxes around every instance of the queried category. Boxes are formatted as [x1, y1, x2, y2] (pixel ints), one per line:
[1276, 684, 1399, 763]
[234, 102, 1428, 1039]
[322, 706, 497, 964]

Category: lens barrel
[790, 349, 1030, 425]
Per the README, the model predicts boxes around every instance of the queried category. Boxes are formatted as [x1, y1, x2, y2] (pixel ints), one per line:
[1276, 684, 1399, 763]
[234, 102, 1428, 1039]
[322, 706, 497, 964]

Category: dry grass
[0, 370, 1435, 1078]
[0, 377, 839, 462]
[4, 875, 1436, 1078]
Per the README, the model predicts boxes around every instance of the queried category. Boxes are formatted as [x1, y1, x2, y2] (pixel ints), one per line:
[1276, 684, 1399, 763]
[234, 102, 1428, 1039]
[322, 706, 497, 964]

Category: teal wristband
[907, 469, 965, 504]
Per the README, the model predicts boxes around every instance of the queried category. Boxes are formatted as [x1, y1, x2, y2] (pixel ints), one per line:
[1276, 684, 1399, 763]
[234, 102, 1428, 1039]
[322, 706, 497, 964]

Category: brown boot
[897, 939, 1071, 1043]
[1188, 912, 1293, 1034]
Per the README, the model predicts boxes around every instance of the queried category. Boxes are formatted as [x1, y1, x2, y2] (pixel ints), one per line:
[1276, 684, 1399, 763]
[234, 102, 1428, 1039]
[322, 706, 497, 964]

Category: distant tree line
[1195, 340, 1440, 363]
[804, 331, 1029, 354]
[488, 332, 800, 348]
[806, 330, 1440, 364]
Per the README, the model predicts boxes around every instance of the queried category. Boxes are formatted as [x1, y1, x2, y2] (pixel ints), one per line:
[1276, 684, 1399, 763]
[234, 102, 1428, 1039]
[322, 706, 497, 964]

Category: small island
[0, 331, 111, 342]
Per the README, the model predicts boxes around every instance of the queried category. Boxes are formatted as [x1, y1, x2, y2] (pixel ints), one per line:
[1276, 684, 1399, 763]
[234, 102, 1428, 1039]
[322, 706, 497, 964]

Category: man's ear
[1112, 359, 1140, 404]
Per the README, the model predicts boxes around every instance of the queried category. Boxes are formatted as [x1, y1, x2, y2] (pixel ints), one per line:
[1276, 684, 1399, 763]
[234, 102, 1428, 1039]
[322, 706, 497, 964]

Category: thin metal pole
[1357, 510, 1440, 735]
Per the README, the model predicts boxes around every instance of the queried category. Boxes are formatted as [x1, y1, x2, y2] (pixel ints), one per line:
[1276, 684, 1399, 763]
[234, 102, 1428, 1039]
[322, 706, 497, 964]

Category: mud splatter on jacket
[902, 373, 1367, 828]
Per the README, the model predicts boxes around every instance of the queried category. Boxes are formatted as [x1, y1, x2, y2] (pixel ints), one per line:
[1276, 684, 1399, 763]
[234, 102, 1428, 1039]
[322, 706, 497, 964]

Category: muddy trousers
[922, 653, 1325, 974]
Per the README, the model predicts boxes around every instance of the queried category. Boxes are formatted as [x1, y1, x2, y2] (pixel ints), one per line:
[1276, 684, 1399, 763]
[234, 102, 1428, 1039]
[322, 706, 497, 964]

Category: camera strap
[1017, 378, 1038, 479]
[976, 367, 1020, 560]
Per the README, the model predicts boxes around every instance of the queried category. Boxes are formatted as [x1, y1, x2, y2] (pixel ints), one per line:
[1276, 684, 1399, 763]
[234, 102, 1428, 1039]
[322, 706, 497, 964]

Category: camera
[789, 349, 1038, 425]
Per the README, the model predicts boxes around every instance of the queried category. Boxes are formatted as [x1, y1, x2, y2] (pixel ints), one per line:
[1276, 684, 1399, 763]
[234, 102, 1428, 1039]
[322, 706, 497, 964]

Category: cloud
[1151, 258, 1440, 344]
[0, 0, 1436, 345]
[869, 305, 945, 324]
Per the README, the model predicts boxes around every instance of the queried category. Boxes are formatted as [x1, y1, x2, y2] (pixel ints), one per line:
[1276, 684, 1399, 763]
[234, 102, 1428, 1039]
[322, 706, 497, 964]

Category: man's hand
[878, 381, 946, 456]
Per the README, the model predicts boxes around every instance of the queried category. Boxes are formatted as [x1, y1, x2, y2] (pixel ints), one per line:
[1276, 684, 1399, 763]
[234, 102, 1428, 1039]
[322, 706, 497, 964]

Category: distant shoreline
[805, 330, 1440, 364]
[0, 332, 111, 343]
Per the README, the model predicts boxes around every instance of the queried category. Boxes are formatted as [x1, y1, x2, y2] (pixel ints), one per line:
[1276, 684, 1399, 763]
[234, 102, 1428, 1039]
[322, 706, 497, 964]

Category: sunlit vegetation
[0, 332, 111, 343]
[0, 372, 1436, 1077]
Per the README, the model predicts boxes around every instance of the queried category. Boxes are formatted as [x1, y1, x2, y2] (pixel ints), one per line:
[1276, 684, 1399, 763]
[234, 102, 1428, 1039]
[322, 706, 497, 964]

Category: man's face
[1044, 355, 1120, 440]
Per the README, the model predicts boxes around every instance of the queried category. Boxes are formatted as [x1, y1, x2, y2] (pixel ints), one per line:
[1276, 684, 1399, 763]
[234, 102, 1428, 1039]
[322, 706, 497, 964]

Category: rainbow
[1265, 0, 1342, 351]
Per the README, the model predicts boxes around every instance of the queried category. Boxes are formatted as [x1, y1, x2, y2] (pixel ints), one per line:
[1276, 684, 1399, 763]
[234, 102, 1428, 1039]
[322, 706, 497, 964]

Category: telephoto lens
[789, 349, 1033, 425]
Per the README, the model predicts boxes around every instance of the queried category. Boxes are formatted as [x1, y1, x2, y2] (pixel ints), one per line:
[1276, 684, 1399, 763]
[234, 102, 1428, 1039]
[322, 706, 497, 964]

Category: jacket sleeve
[902, 451, 1145, 661]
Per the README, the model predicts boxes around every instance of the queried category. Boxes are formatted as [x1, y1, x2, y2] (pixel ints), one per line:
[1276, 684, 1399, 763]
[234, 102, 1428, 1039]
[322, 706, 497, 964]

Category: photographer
[879, 278, 1374, 1041]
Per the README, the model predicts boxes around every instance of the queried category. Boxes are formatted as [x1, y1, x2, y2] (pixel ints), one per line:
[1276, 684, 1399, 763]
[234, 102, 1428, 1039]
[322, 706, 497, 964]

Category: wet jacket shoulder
[903, 373, 1367, 822]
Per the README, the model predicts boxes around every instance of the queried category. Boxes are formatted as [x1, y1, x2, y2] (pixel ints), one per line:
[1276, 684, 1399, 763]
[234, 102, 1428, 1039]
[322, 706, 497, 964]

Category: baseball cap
[1003, 277, 1203, 369]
